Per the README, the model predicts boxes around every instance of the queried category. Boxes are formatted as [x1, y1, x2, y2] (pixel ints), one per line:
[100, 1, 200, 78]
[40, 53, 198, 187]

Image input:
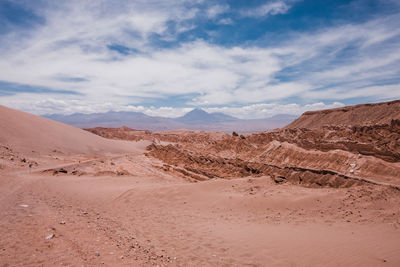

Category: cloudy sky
[0, 0, 399, 119]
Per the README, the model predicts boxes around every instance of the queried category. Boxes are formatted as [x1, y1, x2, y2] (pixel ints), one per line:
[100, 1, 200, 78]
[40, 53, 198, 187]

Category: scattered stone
[58, 168, 68, 173]
[45, 234, 55, 240]
[273, 175, 287, 184]
[60, 220, 66, 225]
[19, 204, 29, 208]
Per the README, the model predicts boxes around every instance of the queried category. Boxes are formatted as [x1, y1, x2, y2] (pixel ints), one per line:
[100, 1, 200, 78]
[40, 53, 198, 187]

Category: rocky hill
[85, 100, 400, 188]
[286, 100, 400, 129]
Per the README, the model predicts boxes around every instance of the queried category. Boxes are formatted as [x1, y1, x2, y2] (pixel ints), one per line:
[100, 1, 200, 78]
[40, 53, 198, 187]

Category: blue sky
[0, 0, 399, 118]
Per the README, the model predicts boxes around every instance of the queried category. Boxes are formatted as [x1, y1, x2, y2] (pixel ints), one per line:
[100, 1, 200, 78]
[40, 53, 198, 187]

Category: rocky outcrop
[286, 99, 400, 129]
[86, 101, 400, 188]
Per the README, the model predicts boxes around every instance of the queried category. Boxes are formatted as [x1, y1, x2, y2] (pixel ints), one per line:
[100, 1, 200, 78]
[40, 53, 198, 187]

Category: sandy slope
[0, 105, 148, 155]
[0, 105, 400, 266]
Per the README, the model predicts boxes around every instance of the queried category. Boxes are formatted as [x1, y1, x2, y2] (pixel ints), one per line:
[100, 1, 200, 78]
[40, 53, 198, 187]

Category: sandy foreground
[1, 146, 400, 267]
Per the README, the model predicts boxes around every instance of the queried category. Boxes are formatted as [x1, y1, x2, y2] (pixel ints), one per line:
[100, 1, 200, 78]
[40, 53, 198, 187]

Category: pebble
[45, 234, 55, 240]
[95, 252, 100, 257]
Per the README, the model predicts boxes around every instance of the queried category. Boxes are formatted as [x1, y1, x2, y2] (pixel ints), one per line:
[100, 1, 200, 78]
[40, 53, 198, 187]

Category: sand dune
[0, 105, 148, 155]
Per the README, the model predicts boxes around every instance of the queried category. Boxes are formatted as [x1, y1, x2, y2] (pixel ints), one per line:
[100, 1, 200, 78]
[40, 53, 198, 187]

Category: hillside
[286, 99, 400, 129]
[0, 105, 147, 155]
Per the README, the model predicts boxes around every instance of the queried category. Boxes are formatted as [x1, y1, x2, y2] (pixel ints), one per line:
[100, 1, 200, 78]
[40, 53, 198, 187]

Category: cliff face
[144, 100, 400, 188]
[286, 100, 400, 129]
[82, 100, 400, 188]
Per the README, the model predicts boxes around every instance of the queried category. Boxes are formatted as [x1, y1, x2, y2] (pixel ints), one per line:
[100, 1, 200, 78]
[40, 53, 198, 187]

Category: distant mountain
[44, 109, 298, 133]
[46, 111, 185, 131]
[175, 108, 238, 124]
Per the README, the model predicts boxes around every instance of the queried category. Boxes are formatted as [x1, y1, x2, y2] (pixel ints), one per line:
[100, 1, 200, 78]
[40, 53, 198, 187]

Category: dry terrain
[1, 102, 400, 266]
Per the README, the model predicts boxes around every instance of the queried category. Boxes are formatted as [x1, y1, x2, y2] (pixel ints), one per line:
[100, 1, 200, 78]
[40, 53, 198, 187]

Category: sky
[0, 0, 399, 119]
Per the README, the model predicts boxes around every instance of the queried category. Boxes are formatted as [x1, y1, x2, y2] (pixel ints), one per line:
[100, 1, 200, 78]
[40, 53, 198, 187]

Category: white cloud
[0, 93, 344, 119]
[205, 102, 345, 119]
[240, 1, 291, 18]
[303, 84, 400, 101]
[217, 18, 234, 25]
[206, 4, 229, 19]
[0, 1, 399, 118]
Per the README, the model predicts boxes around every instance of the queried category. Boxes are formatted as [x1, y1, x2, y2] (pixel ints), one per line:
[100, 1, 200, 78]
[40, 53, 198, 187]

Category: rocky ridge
[86, 100, 400, 189]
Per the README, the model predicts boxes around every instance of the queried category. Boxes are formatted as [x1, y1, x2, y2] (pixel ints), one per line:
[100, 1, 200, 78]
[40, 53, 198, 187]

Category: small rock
[45, 234, 55, 240]
[60, 221, 66, 225]
[95, 252, 100, 257]
[273, 175, 287, 184]
[19, 204, 29, 208]
[58, 168, 68, 173]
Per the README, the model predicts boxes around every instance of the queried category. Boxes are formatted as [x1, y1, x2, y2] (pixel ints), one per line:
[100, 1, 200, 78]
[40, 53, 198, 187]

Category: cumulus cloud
[0, 0, 399, 118]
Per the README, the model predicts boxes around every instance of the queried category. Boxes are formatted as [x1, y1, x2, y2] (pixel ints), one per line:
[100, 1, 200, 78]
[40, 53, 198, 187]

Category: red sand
[1, 104, 400, 266]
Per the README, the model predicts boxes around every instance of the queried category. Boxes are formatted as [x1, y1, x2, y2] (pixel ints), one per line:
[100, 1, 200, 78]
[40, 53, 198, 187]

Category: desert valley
[1, 100, 400, 266]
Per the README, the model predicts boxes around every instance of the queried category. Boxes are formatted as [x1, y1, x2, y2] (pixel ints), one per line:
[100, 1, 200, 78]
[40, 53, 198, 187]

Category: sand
[1, 104, 400, 266]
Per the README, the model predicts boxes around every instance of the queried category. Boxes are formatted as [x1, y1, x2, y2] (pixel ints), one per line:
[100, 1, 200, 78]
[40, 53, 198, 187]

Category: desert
[1, 1, 400, 266]
[1, 100, 400, 266]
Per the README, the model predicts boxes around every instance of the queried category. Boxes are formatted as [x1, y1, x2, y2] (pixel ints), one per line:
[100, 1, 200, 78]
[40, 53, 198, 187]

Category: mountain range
[45, 108, 297, 133]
